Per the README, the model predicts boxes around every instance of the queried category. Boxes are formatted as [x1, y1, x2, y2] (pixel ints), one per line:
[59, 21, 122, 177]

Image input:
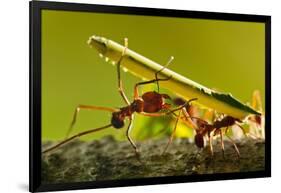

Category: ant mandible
[42, 38, 187, 156]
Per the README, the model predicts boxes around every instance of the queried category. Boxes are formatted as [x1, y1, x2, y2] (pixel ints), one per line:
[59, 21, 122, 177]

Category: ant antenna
[155, 56, 174, 92]
[186, 98, 198, 104]
[43, 124, 112, 154]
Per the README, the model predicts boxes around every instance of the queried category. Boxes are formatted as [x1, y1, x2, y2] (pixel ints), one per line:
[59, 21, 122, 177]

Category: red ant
[193, 115, 246, 158]
[42, 38, 187, 156]
[173, 97, 259, 158]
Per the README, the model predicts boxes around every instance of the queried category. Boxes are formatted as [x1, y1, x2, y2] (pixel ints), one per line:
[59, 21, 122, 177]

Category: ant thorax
[131, 99, 144, 113]
[213, 116, 239, 129]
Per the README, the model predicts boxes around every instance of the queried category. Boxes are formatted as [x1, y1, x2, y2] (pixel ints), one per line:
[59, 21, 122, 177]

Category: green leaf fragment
[88, 35, 261, 119]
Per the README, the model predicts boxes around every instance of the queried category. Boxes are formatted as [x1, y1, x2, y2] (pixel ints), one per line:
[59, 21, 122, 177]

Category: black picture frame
[29, 0, 271, 192]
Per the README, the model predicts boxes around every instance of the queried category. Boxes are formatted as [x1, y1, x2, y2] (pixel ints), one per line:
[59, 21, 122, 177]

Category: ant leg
[208, 133, 214, 157]
[117, 38, 130, 105]
[236, 123, 259, 139]
[133, 56, 174, 98]
[133, 77, 171, 99]
[181, 107, 198, 129]
[140, 112, 170, 117]
[155, 56, 174, 92]
[225, 134, 240, 158]
[126, 115, 139, 156]
[43, 124, 112, 154]
[139, 103, 186, 117]
[65, 105, 117, 139]
[133, 57, 175, 99]
[219, 129, 225, 159]
[162, 110, 181, 155]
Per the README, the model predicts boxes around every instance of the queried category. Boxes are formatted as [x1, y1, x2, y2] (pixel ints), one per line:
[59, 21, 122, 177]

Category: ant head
[173, 97, 197, 108]
[111, 112, 125, 129]
[173, 97, 186, 106]
[194, 133, 204, 148]
[131, 99, 144, 113]
[248, 114, 262, 125]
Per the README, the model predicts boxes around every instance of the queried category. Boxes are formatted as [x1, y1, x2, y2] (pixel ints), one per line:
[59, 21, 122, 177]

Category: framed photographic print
[30, 0, 271, 192]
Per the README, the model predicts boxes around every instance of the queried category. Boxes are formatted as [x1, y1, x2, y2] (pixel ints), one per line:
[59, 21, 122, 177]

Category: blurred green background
[42, 10, 265, 141]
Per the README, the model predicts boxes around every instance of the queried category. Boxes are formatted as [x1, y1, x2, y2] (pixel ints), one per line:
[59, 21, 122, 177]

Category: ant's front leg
[134, 56, 173, 99]
[215, 129, 225, 159]
[116, 38, 130, 105]
[236, 123, 259, 139]
[162, 110, 181, 155]
[43, 124, 112, 154]
[133, 77, 171, 99]
[126, 114, 139, 156]
[65, 105, 117, 139]
[155, 56, 174, 92]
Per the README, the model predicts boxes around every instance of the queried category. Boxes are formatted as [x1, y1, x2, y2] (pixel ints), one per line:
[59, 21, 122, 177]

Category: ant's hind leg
[65, 105, 117, 139]
[126, 115, 139, 156]
[225, 134, 240, 158]
[117, 38, 130, 105]
[208, 134, 214, 157]
[219, 129, 225, 159]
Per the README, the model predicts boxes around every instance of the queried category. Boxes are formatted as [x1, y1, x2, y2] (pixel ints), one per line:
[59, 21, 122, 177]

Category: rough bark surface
[42, 136, 265, 184]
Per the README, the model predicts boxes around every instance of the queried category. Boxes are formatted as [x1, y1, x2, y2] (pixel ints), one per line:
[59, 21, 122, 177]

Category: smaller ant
[174, 97, 261, 158]
[42, 38, 187, 157]
[193, 115, 246, 158]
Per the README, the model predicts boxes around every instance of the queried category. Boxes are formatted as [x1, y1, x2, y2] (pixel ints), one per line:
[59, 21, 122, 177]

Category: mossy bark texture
[42, 136, 265, 184]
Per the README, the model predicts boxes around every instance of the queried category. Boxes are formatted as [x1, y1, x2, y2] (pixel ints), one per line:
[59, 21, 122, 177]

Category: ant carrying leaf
[42, 38, 190, 157]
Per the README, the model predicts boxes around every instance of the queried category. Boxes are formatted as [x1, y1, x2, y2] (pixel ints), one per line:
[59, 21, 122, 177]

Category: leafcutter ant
[193, 115, 247, 158]
[42, 38, 188, 157]
[173, 98, 255, 158]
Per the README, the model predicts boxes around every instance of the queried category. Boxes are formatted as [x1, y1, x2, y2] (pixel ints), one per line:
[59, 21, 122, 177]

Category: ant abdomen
[111, 112, 125, 129]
